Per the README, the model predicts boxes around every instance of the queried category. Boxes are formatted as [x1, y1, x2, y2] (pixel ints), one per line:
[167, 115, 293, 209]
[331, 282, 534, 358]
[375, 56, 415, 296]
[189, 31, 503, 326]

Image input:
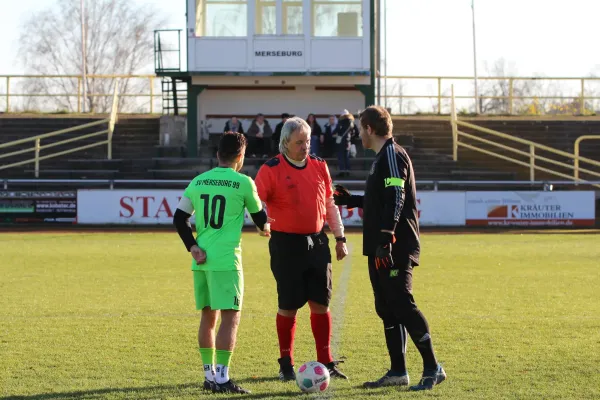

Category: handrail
[4, 178, 600, 191]
[0, 74, 154, 113]
[107, 80, 120, 159]
[455, 120, 600, 169]
[574, 136, 600, 182]
[3, 73, 600, 115]
[0, 120, 109, 150]
[450, 84, 600, 189]
[0, 80, 120, 177]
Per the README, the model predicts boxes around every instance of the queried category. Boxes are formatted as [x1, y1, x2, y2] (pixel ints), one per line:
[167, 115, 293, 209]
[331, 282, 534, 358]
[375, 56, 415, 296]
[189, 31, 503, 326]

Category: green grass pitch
[1, 231, 599, 399]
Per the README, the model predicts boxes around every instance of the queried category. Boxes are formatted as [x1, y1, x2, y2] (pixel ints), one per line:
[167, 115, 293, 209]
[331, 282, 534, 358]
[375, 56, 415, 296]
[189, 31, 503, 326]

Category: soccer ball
[296, 361, 330, 393]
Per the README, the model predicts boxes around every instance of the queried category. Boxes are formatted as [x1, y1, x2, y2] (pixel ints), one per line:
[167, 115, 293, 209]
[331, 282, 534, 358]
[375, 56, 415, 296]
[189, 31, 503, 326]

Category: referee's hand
[333, 184, 352, 206]
[335, 241, 348, 261]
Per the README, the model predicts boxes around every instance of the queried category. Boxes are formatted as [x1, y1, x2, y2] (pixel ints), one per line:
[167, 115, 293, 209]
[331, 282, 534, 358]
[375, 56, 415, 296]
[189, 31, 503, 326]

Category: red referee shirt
[255, 154, 333, 235]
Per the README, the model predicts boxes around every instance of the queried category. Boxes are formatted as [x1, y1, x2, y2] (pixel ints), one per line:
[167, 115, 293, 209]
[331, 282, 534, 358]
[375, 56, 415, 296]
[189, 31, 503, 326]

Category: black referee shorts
[269, 230, 332, 310]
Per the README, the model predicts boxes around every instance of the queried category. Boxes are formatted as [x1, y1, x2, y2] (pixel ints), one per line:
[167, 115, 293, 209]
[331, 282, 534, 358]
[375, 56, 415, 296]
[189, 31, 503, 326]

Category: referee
[255, 116, 349, 382]
[333, 106, 446, 391]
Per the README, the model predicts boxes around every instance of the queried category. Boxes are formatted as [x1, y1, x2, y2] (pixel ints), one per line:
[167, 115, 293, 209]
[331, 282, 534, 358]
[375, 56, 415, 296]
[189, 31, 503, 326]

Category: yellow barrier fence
[0, 81, 120, 177]
[379, 75, 600, 115]
[2, 74, 600, 115]
[0, 74, 155, 114]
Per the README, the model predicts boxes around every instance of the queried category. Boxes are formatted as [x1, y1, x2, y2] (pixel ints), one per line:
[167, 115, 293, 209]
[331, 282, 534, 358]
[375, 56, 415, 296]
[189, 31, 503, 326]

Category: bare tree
[477, 58, 542, 114]
[18, 0, 167, 113]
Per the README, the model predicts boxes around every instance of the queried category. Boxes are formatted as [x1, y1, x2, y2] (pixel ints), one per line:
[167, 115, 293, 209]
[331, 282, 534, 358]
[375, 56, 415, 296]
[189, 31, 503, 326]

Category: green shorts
[193, 270, 244, 311]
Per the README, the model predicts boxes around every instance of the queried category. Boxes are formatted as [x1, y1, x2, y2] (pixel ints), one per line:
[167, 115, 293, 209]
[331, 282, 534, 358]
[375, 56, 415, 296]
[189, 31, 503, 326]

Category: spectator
[333, 110, 354, 177]
[272, 113, 290, 153]
[224, 117, 244, 135]
[306, 113, 323, 156]
[321, 115, 337, 158]
[350, 121, 361, 158]
[247, 113, 273, 157]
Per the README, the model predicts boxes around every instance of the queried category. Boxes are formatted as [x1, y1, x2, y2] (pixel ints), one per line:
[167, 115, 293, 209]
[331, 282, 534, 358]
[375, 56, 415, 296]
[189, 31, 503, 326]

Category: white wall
[198, 86, 364, 132]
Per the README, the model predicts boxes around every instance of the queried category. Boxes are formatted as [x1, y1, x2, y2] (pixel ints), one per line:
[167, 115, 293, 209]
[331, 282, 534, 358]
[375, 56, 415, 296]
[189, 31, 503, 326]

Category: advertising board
[465, 191, 596, 227]
[76, 190, 466, 227]
[0, 191, 77, 224]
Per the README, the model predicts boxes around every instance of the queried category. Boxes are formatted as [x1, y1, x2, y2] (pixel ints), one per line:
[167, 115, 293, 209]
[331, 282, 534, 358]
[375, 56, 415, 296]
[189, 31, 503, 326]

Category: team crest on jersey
[285, 176, 296, 189]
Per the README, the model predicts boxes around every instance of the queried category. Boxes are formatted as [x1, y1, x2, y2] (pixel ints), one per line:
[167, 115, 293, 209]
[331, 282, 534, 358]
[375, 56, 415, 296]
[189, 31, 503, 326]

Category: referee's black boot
[327, 360, 348, 380]
[278, 356, 296, 381]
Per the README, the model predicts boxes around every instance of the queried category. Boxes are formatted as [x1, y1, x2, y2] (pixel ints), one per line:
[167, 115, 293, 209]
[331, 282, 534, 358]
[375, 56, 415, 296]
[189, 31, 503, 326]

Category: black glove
[375, 232, 395, 269]
[333, 184, 352, 206]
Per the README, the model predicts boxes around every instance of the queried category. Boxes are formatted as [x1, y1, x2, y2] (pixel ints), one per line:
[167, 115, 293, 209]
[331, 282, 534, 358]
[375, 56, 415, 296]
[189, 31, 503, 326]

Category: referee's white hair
[279, 117, 311, 155]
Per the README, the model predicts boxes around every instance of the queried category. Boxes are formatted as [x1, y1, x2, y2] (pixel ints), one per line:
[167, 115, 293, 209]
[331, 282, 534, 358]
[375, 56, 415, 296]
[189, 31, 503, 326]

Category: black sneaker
[278, 356, 296, 381]
[202, 378, 215, 392]
[326, 360, 348, 380]
[409, 364, 446, 391]
[213, 379, 251, 394]
[363, 370, 409, 388]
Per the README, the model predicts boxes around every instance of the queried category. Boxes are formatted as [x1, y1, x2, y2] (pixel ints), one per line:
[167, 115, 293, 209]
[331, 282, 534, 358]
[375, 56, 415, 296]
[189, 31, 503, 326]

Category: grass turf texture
[1, 232, 599, 399]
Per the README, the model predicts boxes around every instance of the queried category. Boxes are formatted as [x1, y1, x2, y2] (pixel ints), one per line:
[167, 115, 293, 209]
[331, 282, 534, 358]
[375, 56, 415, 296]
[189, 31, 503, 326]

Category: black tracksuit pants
[367, 251, 438, 373]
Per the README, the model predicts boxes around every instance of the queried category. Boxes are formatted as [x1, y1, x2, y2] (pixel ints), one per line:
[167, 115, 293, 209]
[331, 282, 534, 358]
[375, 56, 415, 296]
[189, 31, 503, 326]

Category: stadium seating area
[2, 115, 600, 190]
[453, 118, 600, 182]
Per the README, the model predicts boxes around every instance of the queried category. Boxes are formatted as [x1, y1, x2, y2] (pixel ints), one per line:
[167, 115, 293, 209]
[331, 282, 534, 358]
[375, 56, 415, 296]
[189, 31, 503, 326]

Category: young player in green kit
[173, 132, 271, 394]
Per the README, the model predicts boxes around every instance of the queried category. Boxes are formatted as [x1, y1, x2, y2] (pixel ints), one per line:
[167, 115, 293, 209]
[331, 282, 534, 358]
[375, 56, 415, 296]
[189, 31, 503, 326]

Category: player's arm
[380, 148, 408, 240]
[322, 162, 345, 239]
[374, 148, 408, 268]
[243, 176, 270, 234]
[333, 184, 363, 209]
[375, 146, 408, 268]
[173, 196, 197, 251]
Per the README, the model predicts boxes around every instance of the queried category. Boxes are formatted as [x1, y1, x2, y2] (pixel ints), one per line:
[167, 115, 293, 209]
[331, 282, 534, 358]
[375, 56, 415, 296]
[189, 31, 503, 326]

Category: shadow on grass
[235, 376, 282, 384]
[2, 382, 306, 400]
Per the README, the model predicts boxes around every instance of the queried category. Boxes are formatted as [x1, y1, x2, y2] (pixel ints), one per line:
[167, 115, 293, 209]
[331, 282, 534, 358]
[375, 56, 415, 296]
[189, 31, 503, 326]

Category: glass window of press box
[196, 0, 248, 37]
[283, 0, 303, 35]
[195, 0, 362, 37]
[312, 0, 362, 37]
[255, 0, 275, 35]
[255, 0, 303, 35]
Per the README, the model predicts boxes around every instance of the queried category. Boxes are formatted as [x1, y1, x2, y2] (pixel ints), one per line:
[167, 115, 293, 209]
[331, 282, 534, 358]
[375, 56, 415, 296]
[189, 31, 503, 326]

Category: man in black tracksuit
[333, 105, 446, 391]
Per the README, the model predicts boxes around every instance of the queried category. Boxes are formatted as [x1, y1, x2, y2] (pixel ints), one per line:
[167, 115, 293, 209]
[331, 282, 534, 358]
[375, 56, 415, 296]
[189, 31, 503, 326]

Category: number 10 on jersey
[200, 194, 226, 229]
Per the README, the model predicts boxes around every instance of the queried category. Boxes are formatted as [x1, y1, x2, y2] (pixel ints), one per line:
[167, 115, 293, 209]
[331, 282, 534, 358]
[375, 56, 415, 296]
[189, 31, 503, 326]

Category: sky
[0, 0, 599, 78]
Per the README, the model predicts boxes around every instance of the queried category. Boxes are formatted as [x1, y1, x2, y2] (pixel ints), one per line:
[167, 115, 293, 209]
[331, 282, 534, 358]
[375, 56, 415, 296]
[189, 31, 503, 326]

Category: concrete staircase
[3, 115, 598, 190]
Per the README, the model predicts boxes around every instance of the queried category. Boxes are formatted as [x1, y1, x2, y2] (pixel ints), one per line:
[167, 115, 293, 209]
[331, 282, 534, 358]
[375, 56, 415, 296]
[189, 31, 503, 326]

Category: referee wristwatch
[335, 236, 347, 243]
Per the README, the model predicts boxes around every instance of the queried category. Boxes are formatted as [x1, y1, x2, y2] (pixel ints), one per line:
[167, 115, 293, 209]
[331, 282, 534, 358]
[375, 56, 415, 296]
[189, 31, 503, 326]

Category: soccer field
[1, 231, 599, 399]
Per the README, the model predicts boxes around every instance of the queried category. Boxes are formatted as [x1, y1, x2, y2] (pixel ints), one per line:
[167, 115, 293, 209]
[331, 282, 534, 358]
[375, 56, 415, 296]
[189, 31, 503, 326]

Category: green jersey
[183, 167, 262, 271]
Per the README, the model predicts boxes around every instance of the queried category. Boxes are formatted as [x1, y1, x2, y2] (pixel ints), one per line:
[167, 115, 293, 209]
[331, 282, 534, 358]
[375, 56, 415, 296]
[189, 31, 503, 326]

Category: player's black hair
[359, 105, 393, 137]
[218, 131, 247, 163]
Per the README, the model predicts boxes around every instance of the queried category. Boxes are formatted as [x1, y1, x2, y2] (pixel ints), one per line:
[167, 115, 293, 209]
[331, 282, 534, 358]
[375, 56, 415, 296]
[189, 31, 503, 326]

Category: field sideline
[1, 231, 599, 399]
